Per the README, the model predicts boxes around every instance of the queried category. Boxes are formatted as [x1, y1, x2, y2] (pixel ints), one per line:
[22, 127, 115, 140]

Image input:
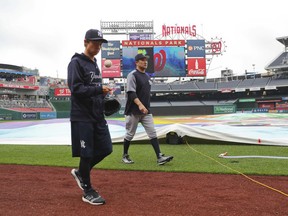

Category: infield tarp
[0, 113, 288, 146]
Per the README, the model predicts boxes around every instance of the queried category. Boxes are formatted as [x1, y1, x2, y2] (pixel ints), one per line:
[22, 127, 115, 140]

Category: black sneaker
[122, 154, 134, 164]
[157, 153, 174, 165]
[71, 169, 84, 190]
[82, 189, 106, 205]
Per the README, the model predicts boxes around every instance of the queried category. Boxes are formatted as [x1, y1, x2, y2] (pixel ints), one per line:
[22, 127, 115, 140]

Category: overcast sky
[0, 0, 287, 79]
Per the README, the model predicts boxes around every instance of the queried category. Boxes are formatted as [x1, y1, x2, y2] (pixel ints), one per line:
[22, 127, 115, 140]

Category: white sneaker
[157, 154, 173, 165]
[122, 154, 134, 164]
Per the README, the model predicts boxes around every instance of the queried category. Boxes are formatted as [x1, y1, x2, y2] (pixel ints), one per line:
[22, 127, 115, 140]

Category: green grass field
[1, 142, 288, 176]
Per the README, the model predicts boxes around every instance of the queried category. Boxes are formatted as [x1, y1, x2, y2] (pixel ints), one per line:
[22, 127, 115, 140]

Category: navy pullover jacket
[67, 53, 104, 122]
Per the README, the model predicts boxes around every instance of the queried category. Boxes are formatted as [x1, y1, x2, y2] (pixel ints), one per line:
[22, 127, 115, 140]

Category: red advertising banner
[259, 103, 275, 109]
[187, 58, 206, 77]
[101, 59, 121, 78]
[17, 76, 36, 84]
[276, 102, 288, 109]
[0, 83, 39, 90]
[122, 40, 185, 47]
[54, 88, 71, 96]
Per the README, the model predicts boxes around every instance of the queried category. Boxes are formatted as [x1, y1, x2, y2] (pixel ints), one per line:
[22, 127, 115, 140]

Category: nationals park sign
[162, 24, 197, 37]
[122, 40, 185, 47]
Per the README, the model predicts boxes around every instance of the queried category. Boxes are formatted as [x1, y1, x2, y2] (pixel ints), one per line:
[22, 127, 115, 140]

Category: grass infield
[0, 142, 287, 176]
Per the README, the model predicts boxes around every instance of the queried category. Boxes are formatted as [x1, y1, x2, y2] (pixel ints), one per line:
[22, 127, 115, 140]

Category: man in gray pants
[122, 53, 173, 165]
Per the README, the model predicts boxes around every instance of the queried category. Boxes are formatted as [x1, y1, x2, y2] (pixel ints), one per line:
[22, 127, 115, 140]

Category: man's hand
[138, 104, 148, 114]
[134, 98, 148, 114]
[102, 85, 112, 95]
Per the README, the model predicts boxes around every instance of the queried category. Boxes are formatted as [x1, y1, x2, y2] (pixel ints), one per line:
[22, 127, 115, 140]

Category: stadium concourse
[1, 113, 288, 146]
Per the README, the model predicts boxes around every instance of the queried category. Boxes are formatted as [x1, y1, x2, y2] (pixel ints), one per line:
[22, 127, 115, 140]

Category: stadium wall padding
[151, 106, 214, 116]
[0, 108, 22, 120]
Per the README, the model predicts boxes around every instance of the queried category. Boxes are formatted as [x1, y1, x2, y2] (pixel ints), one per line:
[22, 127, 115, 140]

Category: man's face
[136, 58, 148, 71]
[85, 40, 102, 56]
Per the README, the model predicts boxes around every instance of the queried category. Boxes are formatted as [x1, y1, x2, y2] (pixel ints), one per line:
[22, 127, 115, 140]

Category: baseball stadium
[1, 21, 288, 215]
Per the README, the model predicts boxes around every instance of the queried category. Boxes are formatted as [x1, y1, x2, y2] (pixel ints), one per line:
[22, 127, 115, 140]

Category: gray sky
[0, 0, 287, 79]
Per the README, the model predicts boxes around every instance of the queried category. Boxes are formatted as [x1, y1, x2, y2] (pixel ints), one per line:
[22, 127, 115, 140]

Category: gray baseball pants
[124, 114, 157, 141]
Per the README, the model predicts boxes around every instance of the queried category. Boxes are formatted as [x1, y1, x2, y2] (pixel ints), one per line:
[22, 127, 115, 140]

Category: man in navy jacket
[68, 29, 112, 205]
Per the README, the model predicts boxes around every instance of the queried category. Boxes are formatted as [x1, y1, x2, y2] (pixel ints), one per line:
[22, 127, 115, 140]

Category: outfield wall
[151, 106, 214, 116]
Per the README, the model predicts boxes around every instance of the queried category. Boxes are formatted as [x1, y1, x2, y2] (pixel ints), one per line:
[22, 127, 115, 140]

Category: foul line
[218, 153, 288, 159]
[185, 141, 288, 198]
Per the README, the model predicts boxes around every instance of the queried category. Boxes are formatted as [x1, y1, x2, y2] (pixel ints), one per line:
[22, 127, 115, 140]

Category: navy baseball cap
[135, 53, 149, 61]
[85, 29, 108, 43]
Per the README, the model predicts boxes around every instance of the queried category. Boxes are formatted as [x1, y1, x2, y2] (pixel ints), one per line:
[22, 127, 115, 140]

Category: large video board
[101, 39, 211, 78]
[121, 47, 185, 77]
[121, 40, 186, 77]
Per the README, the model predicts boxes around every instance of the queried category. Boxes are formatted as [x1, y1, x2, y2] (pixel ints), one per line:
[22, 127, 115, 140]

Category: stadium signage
[129, 33, 152, 40]
[101, 59, 121, 78]
[40, 112, 57, 119]
[239, 98, 255, 102]
[54, 88, 71, 96]
[277, 110, 288, 113]
[187, 40, 205, 58]
[265, 86, 277, 90]
[249, 87, 261, 91]
[187, 58, 206, 77]
[257, 99, 281, 103]
[252, 108, 269, 113]
[162, 24, 196, 37]
[0, 83, 39, 90]
[214, 105, 236, 114]
[235, 88, 246, 92]
[22, 112, 37, 120]
[101, 41, 121, 59]
[276, 103, 288, 108]
[220, 88, 232, 93]
[122, 40, 185, 47]
[188, 69, 206, 76]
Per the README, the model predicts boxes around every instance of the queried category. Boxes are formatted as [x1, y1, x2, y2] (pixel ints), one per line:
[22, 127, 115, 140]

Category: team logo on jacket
[90, 71, 102, 85]
[80, 140, 86, 148]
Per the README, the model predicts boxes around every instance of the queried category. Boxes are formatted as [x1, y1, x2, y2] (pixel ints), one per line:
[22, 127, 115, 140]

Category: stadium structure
[0, 21, 288, 120]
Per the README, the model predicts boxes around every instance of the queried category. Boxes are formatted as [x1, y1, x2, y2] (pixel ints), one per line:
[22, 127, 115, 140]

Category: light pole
[252, 64, 255, 72]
